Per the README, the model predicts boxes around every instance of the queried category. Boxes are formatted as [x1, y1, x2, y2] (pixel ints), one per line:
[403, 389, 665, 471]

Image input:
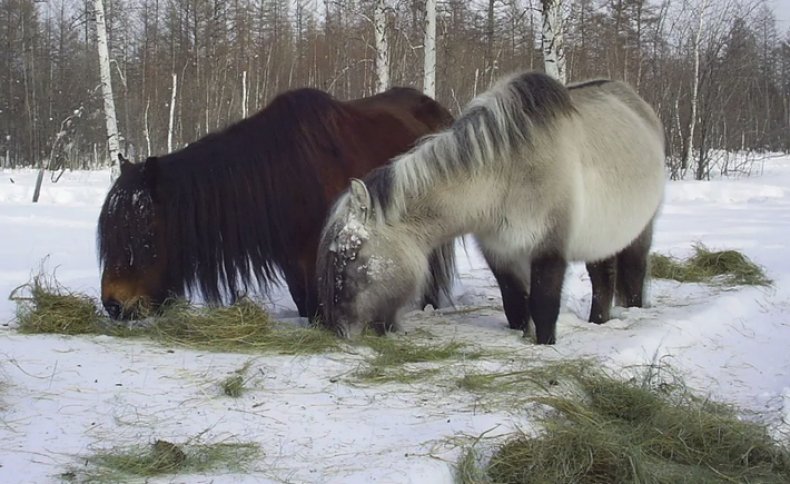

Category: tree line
[1, 0, 788, 180]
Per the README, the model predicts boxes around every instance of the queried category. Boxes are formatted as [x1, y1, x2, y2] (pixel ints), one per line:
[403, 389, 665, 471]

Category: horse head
[318, 178, 427, 337]
[98, 155, 170, 319]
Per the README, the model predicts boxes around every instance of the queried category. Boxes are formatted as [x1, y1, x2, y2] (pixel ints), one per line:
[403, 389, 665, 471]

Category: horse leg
[616, 221, 654, 308]
[586, 256, 616, 324]
[420, 242, 456, 309]
[481, 249, 530, 331]
[282, 260, 314, 319]
[529, 255, 567, 345]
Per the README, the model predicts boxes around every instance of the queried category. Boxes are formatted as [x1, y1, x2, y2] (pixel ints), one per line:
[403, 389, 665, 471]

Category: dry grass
[73, 439, 258, 481]
[9, 272, 338, 354]
[11, 273, 109, 335]
[459, 363, 790, 483]
[651, 243, 771, 286]
[354, 335, 481, 384]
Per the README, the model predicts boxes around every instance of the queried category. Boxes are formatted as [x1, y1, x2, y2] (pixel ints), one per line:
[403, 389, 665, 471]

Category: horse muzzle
[102, 299, 125, 320]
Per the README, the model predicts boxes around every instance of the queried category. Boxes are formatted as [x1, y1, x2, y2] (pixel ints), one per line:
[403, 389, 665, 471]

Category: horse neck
[386, 172, 499, 252]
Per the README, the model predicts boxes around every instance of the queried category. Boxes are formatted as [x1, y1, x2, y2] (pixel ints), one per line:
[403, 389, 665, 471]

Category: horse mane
[100, 88, 356, 304]
[356, 71, 576, 223]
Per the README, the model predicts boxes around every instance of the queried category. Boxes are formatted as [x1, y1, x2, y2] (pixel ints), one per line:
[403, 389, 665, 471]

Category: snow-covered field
[1, 156, 789, 483]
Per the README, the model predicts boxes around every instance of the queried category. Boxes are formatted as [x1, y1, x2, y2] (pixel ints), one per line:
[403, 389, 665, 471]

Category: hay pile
[83, 440, 258, 479]
[651, 243, 771, 286]
[478, 366, 790, 483]
[9, 273, 338, 354]
[11, 274, 106, 335]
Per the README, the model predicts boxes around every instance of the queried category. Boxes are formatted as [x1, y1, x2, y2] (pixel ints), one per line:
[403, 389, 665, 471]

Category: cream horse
[318, 72, 665, 344]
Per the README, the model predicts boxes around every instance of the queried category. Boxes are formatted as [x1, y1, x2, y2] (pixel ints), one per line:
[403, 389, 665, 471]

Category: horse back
[327, 89, 454, 196]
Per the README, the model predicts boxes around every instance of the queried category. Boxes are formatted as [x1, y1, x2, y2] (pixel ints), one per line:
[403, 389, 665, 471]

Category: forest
[1, 0, 788, 180]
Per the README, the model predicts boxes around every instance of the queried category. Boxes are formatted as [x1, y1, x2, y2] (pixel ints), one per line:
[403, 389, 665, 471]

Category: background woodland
[1, 0, 788, 180]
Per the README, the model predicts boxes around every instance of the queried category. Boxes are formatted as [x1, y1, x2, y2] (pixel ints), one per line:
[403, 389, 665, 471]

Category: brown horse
[98, 87, 455, 320]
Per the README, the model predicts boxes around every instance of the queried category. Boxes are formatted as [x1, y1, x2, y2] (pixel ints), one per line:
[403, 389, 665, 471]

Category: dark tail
[421, 240, 457, 309]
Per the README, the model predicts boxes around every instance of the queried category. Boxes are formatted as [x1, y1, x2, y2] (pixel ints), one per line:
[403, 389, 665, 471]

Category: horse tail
[421, 240, 457, 309]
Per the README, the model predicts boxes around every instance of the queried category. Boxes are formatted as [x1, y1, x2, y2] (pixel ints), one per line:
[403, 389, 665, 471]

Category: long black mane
[99, 89, 351, 304]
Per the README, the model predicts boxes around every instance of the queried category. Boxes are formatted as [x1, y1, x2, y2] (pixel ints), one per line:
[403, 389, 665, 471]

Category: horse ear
[118, 153, 132, 173]
[348, 178, 371, 224]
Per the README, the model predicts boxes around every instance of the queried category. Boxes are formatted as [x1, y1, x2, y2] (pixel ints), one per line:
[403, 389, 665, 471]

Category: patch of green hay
[220, 361, 254, 397]
[483, 365, 790, 484]
[10, 273, 107, 335]
[457, 361, 588, 396]
[355, 366, 441, 384]
[221, 374, 245, 397]
[82, 439, 258, 481]
[9, 272, 339, 354]
[362, 337, 468, 367]
[456, 447, 490, 484]
[354, 336, 480, 384]
[149, 299, 338, 354]
[651, 243, 771, 286]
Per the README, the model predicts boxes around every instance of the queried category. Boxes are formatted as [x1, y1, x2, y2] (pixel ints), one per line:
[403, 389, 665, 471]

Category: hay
[651, 244, 771, 286]
[482, 365, 790, 483]
[9, 273, 338, 354]
[221, 375, 246, 397]
[354, 336, 476, 383]
[149, 299, 338, 354]
[82, 440, 258, 480]
[10, 273, 106, 335]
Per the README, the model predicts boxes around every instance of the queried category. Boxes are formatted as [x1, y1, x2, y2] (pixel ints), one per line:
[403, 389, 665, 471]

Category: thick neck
[392, 175, 499, 254]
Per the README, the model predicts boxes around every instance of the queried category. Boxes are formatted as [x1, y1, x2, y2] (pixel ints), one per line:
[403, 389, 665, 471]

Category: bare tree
[682, 0, 710, 177]
[424, 0, 437, 97]
[374, 0, 390, 92]
[93, 0, 121, 179]
[541, 0, 566, 83]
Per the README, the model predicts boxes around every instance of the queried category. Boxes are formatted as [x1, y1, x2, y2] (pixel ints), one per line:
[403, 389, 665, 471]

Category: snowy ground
[1, 156, 789, 483]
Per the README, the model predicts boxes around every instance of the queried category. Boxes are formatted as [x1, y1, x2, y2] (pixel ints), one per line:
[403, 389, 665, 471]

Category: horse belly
[566, 163, 663, 263]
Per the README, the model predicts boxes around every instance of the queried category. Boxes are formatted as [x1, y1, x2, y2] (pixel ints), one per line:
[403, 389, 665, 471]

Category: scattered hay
[221, 375, 246, 398]
[220, 361, 254, 397]
[9, 273, 338, 354]
[456, 447, 489, 484]
[80, 439, 258, 480]
[150, 299, 339, 354]
[10, 273, 106, 335]
[472, 364, 790, 483]
[354, 336, 479, 384]
[651, 243, 771, 286]
[362, 337, 468, 367]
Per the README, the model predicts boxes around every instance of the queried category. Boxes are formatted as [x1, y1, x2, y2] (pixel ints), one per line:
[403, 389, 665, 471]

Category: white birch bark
[540, 0, 566, 84]
[374, 0, 389, 93]
[143, 99, 151, 157]
[242, 70, 248, 118]
[94, 0, 121, 179]
[423, 0, 437, 98]
[683, 0, 710, 176]
[167, 72, 177, 153]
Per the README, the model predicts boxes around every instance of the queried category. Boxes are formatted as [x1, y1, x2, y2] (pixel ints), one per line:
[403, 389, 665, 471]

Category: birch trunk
[683, 0, 709, 177]
[167, 72, 177, 153]
[423, 0, 437, 98]
[93, 0, 121, 180]
[374, 0, 389, 93]
[242, 70, 249, 118]
[540, 0, 566, 84]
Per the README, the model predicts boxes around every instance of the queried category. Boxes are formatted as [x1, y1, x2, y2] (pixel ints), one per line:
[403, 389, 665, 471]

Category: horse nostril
[103, 299, 123, 319]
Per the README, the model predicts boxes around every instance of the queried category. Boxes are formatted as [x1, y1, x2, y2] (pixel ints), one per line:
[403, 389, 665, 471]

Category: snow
[2, 156, 790, 482]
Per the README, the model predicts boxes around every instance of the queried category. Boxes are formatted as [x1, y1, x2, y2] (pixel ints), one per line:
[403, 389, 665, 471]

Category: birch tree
[374, 0, 390, 92]
[682, 0, 710, 177]
[93, 0, 121, 180]
[168, 73, 177, 153]
[423, 0, 437, 98]
[541, 0, 566, 84]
